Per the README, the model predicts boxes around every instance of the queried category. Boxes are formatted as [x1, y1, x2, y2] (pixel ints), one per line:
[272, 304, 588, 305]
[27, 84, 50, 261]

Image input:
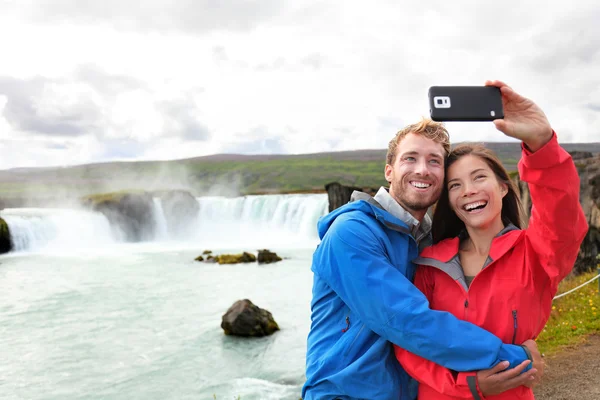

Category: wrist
[523, 127, 553, 152]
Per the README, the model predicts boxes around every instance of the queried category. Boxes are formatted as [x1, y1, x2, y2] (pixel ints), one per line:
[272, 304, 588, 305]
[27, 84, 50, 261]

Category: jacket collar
[350, 187, 432, 248]
[419, 224, 523, 263]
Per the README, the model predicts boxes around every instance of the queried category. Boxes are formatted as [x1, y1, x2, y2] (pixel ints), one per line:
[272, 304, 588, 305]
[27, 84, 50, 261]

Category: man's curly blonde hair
[386, 118, 451, 165]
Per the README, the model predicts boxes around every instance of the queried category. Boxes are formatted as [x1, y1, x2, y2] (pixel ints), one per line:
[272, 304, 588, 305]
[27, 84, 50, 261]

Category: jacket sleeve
[520, 132, 589, 292]
[313, 214, 530, 372]
[394, 267, 483, 398]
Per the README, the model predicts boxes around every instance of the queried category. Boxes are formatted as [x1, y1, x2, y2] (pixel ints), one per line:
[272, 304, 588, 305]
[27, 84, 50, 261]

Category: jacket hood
[317, 190, 411, 239]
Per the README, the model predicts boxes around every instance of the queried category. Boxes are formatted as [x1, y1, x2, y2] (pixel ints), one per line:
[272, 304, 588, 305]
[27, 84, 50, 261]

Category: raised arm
[485, 79, 588, 290]
[519, 133, 588, 288]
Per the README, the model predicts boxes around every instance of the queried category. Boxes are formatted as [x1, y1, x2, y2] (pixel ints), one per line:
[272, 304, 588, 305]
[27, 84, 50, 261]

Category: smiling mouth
[463, 201, 488, 212]
[410, 181, 432, 189]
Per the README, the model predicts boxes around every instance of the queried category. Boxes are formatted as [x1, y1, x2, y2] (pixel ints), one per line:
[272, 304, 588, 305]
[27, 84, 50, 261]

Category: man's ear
[384, 164, 393, 183]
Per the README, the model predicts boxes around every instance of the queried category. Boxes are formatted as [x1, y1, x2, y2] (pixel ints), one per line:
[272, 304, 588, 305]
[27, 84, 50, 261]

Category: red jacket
[395, 133, 588, 400]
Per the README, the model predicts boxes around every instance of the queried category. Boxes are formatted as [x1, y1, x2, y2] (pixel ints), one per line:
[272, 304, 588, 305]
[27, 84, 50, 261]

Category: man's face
[385, 133, 445, 217]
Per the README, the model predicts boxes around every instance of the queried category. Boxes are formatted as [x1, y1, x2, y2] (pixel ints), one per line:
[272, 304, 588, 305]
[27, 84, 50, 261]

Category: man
[303, 90, 542, 399]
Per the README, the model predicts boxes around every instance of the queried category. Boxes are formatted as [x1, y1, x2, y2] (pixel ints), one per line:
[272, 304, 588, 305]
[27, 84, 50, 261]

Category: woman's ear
[500, 183, 508, 198]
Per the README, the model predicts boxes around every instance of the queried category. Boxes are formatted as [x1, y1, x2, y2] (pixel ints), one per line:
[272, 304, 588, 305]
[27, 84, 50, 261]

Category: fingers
[496, 360, 531, 380]
[485, 79, 511, 89]
[509, 368, 538, 388]
[493, 119, 511, 136]
[485, 80, 521, 102]
[489, 361, 510, 374]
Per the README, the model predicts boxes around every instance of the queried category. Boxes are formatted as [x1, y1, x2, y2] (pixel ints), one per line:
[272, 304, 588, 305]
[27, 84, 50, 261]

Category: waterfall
[0, 194, 330, 253]
[152, 198, 169, 241]
[0, 208, 120, 253]
[191, 194, 328, 248]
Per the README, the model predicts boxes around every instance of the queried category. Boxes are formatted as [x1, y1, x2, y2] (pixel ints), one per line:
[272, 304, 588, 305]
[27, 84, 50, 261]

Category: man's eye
[405, 157, 416, 162]
[429, 159, 441, 165]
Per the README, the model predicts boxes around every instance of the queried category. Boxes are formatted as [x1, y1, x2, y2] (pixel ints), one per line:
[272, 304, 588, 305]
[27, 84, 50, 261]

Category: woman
[395, 81, 588, 399]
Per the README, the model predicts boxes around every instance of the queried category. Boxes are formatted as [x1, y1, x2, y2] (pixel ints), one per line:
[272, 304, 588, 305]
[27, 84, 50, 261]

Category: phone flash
[490, 111, 496, 117]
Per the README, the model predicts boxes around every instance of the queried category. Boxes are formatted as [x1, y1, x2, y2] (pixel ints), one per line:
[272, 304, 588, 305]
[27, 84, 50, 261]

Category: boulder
[194, 255, 204, 262]
[221, 299, 280, 337]
[0, 217, 12, 254]
[81, 191, 156, 242]
[257, 249, 282, 264]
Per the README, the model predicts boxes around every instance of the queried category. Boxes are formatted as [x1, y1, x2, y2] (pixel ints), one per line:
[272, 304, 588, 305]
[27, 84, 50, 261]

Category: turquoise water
[0, 194, 327, 400]
[0, 245, 315, 400]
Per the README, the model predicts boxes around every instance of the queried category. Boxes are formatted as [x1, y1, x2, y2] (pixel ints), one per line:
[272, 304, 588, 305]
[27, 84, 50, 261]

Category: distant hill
[1, 142, 599, 202]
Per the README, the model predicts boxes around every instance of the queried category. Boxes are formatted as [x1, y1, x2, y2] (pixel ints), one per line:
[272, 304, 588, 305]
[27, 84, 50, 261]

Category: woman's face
[446, 154, 508, 232]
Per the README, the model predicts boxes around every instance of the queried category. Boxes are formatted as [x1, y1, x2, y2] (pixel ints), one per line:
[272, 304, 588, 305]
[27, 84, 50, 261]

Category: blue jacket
[302, 196, 530, 400]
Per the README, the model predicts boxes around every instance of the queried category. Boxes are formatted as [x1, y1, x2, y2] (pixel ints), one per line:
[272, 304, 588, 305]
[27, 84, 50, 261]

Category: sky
[0, 0, 599, 170]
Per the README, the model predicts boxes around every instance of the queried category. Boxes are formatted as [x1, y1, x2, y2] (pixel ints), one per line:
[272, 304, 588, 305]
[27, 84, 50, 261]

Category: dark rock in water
[205, 255, 217, 263]
[81, 191, 156, 242]
[156, 190, 200, 238]
[325, 182, 378, 212]
[0, 217, 12, 254]
[215, 252, 256, 264]
[194, 255, 204, 262]
[202, 249, 212, 255]
[221, 299, 280, 337]
[257, 249, 282, 264]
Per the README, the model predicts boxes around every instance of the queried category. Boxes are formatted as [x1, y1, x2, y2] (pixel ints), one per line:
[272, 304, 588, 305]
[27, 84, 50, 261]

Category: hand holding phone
[428, 86, 504, 122]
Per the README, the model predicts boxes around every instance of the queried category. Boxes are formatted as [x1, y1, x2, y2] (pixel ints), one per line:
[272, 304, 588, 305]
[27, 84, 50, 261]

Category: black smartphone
[428, 86, 504, 122]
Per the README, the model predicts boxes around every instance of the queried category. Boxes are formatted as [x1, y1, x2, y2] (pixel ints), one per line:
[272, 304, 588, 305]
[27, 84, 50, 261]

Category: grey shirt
[373, 187, 432, 246]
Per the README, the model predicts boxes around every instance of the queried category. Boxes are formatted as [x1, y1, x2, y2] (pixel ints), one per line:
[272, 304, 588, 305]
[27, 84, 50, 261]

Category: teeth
[464, 201, 487, 211]
[411, 181, 431, 189]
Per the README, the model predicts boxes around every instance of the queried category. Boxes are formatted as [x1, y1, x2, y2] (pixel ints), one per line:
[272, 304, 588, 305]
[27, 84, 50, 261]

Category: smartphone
[428, 86, 504, 122]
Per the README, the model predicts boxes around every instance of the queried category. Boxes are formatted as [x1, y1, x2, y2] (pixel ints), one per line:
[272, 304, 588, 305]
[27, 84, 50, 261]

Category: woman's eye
[475, 175, 486, 180]
[448, 183, 459, 190]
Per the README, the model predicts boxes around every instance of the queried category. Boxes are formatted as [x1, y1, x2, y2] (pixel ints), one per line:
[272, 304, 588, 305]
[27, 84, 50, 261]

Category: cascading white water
[1, 194, 330, 253]
[192, 194, 329, 248]
[151, 198, 169, 241]
[0, 208, 120, 253]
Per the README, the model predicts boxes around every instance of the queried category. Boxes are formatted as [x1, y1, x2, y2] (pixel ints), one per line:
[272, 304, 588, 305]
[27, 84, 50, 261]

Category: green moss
[81, 190, 146, 207]
[215, 252, 256, 264]
[0, 217, 8, 236]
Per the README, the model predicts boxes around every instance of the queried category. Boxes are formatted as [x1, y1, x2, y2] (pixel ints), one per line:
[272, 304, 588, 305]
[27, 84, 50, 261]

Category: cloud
[19, 0, 284, 34]
[0, 65, 211, 144]
[159, 96, 211, 142]
[224, 126, 286, 154]
[0, 75, 103, 136]
[0, 0, 598, 170]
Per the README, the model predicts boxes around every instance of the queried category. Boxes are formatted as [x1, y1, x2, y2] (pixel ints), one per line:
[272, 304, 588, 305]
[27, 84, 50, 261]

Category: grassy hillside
[1, 143, 599, 201]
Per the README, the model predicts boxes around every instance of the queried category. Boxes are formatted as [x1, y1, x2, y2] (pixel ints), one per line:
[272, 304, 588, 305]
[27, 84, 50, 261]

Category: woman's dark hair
[432, 143, 523, 244]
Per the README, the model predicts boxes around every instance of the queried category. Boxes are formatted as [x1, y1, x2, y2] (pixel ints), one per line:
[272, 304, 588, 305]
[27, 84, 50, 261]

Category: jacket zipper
[464, 299, 469, 320]
[344, 324, 365, 356]
[512, 310, 518, 344]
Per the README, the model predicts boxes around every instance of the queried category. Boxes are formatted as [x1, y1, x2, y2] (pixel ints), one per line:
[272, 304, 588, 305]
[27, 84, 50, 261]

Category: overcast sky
[0, 0, 598, 170]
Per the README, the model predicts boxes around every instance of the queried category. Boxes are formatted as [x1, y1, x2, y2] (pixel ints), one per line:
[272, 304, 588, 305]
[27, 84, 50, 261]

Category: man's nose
[414, 159, 430, 176]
